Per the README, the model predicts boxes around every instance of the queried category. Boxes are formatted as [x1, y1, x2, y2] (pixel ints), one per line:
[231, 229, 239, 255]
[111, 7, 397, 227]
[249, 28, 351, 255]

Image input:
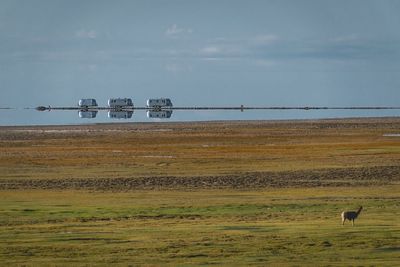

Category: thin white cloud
[200, 46, 221, 54]
[197, 35, 279, 59]
[330, 34, 358, 43]
[200, 57, 223, 61]
[75, 29, 97, 39]
[165, 63, 192, 73]
[253, 59, 275, 67]
[165, 24, 193, 37]
[165, 63, 179, 72]
[78, 64, 98, 72]
[251, 34, 279, 45]
[199, 44, 248, 58]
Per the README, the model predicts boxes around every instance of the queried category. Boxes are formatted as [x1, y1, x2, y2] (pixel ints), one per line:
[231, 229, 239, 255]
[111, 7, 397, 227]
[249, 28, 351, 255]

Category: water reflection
[146, 110, 173, 119]
[108, 110, 133, 119]
[1, 108, 400, 126]
[3, 98, 400, 125]
[78, 110, 98, 118]
[77, 109, 173, 120]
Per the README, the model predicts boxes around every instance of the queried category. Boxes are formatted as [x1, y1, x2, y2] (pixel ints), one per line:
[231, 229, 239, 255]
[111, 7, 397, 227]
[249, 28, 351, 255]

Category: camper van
[108, 98, 133, 108]
[146, 98, 173, 108]
[108, 110, 133, 119]
[78, 99, 98, 108]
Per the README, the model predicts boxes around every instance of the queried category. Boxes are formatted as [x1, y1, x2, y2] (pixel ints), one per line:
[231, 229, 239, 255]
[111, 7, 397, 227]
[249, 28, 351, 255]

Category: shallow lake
[1, 108, 399, 126]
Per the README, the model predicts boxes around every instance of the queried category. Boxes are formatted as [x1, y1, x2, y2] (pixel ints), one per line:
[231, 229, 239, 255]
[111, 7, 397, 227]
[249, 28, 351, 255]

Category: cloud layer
[165, 24, 193, 37]
[75, 29, 97, 39]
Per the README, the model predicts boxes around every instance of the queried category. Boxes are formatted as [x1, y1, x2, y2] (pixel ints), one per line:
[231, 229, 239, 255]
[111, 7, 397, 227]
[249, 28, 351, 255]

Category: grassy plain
[1, 187, 399, 266]
[0, 118, 400, 265]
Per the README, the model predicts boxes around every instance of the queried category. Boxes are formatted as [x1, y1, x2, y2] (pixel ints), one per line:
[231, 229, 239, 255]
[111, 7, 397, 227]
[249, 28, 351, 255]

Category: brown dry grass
[1, 118, 400, 180]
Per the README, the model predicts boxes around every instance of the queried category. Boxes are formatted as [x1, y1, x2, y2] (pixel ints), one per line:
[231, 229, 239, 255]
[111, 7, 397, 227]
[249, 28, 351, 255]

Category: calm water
[0, 108, 399, 126]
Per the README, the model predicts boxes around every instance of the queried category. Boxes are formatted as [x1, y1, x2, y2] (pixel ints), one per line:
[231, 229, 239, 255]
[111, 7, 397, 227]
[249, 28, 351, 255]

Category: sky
[0, 0, 400, 124]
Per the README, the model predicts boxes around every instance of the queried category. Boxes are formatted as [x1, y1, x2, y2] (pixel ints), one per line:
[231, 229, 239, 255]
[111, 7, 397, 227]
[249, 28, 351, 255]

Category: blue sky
[1, 0, 400, 124]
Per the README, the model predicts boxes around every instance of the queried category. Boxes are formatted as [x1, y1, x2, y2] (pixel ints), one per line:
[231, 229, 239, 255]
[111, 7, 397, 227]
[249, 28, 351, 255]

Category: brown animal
[341, 206, 363, 226]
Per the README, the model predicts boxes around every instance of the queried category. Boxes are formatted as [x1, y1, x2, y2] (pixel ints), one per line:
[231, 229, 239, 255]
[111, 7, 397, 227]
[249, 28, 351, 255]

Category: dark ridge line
[1, 165, 399, 191]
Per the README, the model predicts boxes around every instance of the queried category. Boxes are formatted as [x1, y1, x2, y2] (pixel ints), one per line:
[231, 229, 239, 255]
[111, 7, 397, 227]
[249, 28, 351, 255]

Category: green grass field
[1, 186, 399, 266]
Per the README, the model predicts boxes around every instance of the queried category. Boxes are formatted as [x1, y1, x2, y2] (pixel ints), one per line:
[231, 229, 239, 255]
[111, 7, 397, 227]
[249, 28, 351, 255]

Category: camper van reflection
[108, 110, 133, 119]
[147, 110, 173, 119]
[146, 98, 173, 108]
[78, 99, 98, 108]
[108, 98, 133, 108]
[78, 110, 98, 119]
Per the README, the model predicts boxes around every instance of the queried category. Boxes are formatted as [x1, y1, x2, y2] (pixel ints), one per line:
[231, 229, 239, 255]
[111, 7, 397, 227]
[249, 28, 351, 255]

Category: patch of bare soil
[1, 165, 398, 191]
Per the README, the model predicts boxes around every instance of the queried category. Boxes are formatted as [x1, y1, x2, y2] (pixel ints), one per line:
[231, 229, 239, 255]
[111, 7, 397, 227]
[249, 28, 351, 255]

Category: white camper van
[78, 99, 98, 108]
[108, 98, 133, 108]
[146, 98, 173, 108]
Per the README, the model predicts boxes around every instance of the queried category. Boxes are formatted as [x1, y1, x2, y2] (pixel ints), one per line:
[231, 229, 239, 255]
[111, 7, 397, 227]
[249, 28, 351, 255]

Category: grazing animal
[341, 206, 363, 226]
